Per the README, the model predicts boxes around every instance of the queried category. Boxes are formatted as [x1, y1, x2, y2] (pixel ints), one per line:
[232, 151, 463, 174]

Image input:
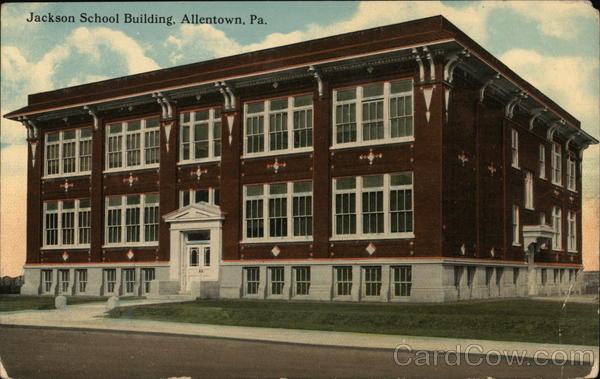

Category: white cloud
[67, 27, 159, 74]
[165, 1, 496, 66]
[501, 1, 597, 40]
[500, 49, 599, 135]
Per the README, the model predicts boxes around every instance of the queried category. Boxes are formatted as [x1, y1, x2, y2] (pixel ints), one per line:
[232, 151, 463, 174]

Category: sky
[1, 1, 598, 276]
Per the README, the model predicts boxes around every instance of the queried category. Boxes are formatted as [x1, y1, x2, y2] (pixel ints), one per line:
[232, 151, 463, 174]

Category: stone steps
[145, 294, 197, 301]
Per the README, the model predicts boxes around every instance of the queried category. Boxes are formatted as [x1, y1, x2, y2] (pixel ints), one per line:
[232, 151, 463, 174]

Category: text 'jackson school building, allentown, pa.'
[5, 16, 598, 302]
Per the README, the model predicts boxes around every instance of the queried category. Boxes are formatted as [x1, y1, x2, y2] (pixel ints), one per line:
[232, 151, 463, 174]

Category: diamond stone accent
[366, 242, 376, 255]
[271, 246, 280, 257]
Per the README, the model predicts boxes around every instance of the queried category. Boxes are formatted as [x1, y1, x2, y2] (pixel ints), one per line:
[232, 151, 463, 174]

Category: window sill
[178, 158, 221, 166]
[567, 188, 577, 194]
[103, 165, 160, 175]
[524, 207, 535, 212]
[41, 245, 90, 250]
[551, 182, 563, 188]
[331, 137, 414, 151]
[511, 165, 520, 170]
[242, 147, 313, 160]
[512, 243, 522, 247]
[331, 233, 415, 242]
[102, 243, 159, 249]
[42, 172, 91, 181]
[241, 237, 313, 245]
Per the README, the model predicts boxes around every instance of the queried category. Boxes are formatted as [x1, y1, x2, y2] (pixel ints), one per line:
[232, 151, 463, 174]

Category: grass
[108, 299, 599, 346]
[0, 295, 107, 312]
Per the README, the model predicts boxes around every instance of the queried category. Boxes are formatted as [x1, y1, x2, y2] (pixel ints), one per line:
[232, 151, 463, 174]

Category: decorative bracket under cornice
[547, 119, 565, 141]
[479, 73, 501, 103]
[216, 81, 236, 111]
[505, 91, 528, 119]
[83, 105, 100, 131]
[565, 131, 580, 152]
[443, 49, 470, 84]
[528, 107, 547, 131]
[18, 116, 39, 167]
[423, 46, 436, 81]
[412, 48, 425, 83]
[153, 92, 173, 120]
[308, 65, 323, 98]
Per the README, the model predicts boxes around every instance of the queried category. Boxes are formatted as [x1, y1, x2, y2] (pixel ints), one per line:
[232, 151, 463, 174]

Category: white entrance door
[184, 244, 210, 292]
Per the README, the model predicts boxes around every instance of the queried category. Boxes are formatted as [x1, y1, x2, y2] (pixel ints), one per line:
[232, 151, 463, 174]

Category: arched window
[189, 248, 199, 266]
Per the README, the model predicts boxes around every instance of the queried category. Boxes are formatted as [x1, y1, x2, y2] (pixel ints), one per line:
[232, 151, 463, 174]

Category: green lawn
[0, 295, 106, 312]
[108, 299, 599, 346]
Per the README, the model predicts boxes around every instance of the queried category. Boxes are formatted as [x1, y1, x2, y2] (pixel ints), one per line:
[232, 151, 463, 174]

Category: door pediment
[163, 203, 224, 223]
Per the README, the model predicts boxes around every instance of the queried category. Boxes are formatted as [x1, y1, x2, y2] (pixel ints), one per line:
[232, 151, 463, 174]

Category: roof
[4, 15, 597, 146]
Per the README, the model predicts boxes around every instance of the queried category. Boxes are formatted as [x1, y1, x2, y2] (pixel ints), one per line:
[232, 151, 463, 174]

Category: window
[42, 270, 53, 294]
[269, 267, 284, 295]
[75, 269, 87, 293]
[203, 247, 211, 267]
[567, 211, 576, 252]
[511, 129, 519, 168]
[363, 266, 382, 296]
[106, 118, 160, 171]
[243, 267, 260, 295]
[189, 247, 199, 267]
[333, 80, 413, 146]
[142, 268, 155, 294]
[104, 269, 116, 294]
[293, 267, 310, 296]
[43, 199, 91, 248]
[392, 266, 412, 297]
[513, 268, 519, 285]
[541, 268, 547, 285]
[551, 143, 562, 185]
[244, 94, 313, 155]
[512, 205, 520, 245]
[566, 154, 576, 191]
[180, 108, 222, 162]
[334, 266, 352, 296]
[559, 269, 565, 283]
[454, 266, 464, 288]
[105, 193, 159, 246]
[123, 269, 136, 294]
[243, 181, 313, 241]
[552, 207, 562, 250]
[539, 145, 546, 179]
[334, 173, 413, 239]
[553, 269, 559, 284]
[524, 171, 534, 210]
[44, 128, 92, 177]
[58, 269, 69, 294]
[179, 188, 220, 208]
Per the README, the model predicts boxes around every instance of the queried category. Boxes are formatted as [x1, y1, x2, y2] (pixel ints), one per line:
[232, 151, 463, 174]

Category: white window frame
[511, 129, 519, 168]
[524, 171, 534, 210]
[551, 143, 562, 186]
[332, 79, 414, 149]
[179, 188, 220, 208]
[104, 269, 117, 294]
[58, 269, 70, 294]
[567, 211, 577, 252]
[362, 266, 382, 297]
[391, 266, 412, 297]
[566, 154, 576, 192]
[243, 94, 313, 158]
[512, 205, 520, 246]
[122, 268, 136, 294]
[41, 270, 53, 294]
[552, 206, 562, 251]
[538, 144, 546, 179]
[332, 173, 414, 241]
[104, 117, 160, 173]
[334, 266, 353, 297]
[104, 193, 159, 247]
[242, 181, 313, 243]
[293, 266, 310, 296]
[243, 267, 260, 296]
[44, 128, 92, 178]
[179, 108, 222, 164]
[268, 266, 285, 296]
[75, 269, 87, 294]
[42, 199, 91, 249]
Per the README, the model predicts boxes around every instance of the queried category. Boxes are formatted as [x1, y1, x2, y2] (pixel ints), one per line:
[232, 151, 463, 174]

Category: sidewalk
[1, 298, 598, 365]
